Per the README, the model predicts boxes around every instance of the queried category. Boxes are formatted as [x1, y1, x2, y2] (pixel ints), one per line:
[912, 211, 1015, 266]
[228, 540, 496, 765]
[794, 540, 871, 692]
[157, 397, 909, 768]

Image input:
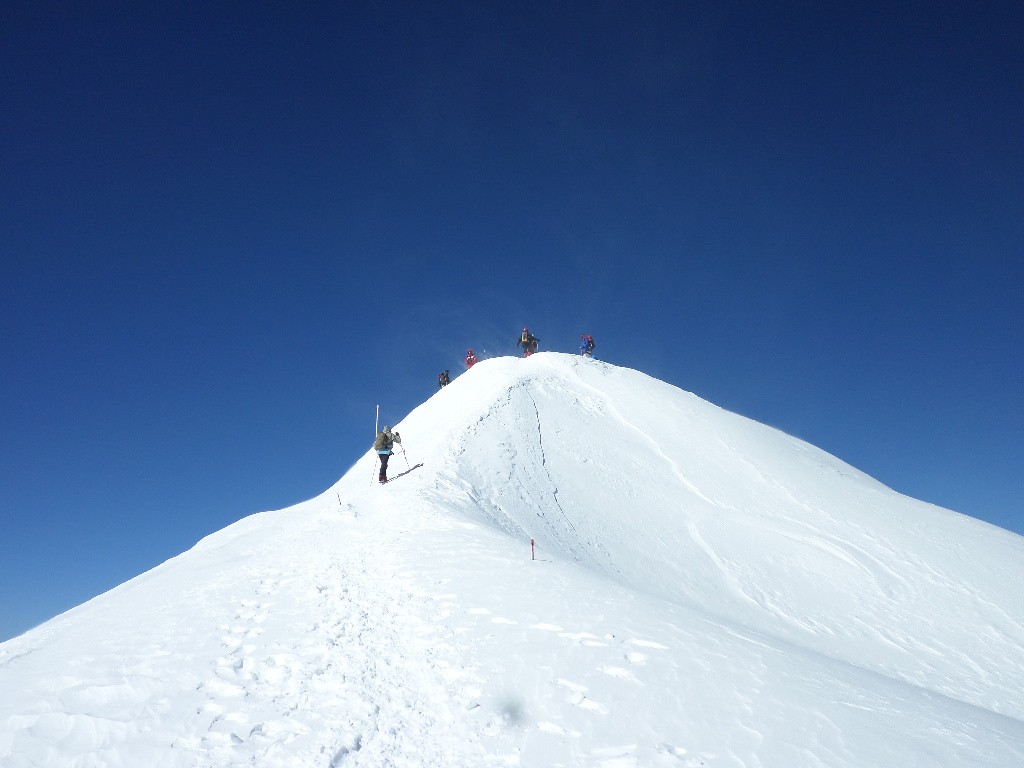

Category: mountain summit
[3, 353, 1023, 767]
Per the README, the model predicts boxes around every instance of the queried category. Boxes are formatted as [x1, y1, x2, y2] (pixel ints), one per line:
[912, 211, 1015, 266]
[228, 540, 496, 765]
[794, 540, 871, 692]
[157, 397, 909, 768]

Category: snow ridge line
[555, 361, 725, 515]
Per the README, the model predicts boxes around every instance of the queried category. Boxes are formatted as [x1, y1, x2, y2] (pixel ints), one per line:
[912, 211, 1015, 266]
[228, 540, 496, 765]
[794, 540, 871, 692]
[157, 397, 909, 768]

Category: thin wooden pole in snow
[370, 404, 380, 485]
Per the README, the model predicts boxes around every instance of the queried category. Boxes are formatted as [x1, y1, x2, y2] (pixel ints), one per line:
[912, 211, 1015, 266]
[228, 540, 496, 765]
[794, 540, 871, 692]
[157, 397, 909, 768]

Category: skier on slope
[465, 349, 477, 369]
[438, 369, 450, 388]
[517, 328, 539, 357]
[373, 425, 401, 484]
[580, 334, 595, 357]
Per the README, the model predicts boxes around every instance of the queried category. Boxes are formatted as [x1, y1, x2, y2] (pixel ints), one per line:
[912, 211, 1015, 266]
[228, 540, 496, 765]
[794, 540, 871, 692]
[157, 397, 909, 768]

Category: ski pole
[399, 443, 411, 470]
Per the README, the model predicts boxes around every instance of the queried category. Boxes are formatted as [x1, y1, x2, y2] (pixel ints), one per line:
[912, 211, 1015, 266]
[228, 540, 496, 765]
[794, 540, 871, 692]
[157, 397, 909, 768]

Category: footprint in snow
[558, 631, 608, 647]
[556, 678, 609, 714]
[200, 676, 246, 699]
[599, 664, 641, 683]
[626, 638, 669, 650]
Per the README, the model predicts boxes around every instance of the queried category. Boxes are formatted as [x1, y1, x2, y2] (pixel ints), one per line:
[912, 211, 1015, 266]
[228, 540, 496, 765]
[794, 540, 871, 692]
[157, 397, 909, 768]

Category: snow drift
[2, 353, 1023, 767]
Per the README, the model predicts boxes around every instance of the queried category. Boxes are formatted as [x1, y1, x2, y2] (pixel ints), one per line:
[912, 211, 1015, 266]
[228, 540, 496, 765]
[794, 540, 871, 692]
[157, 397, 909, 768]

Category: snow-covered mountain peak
[3, 353, 1023, 767]
[361, 353, 1024, 712]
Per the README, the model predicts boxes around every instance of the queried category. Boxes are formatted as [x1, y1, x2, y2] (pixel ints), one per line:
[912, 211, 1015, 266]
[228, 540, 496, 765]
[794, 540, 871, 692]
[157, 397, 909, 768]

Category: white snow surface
[2, 353, 1023, 767]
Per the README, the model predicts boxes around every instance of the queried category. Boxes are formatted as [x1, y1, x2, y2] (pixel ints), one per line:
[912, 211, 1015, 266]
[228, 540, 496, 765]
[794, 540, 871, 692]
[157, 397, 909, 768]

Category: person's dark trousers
[378, 453, 390, 482]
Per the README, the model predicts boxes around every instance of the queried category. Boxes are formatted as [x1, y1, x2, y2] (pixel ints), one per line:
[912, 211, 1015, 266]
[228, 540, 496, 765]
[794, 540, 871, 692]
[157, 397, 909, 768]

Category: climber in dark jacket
[373, 426, 401, 484]
[517, 328, 539, 357]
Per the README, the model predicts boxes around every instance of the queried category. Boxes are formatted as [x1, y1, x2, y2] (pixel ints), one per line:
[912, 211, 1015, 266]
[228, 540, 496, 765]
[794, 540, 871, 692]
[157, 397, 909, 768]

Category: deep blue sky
[2, 2, 1021, 642]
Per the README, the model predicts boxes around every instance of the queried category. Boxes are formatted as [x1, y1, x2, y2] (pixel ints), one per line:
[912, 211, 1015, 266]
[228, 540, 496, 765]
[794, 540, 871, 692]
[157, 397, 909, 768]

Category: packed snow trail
[2, 353, 1024, 767]
[0, 499, 514, 768]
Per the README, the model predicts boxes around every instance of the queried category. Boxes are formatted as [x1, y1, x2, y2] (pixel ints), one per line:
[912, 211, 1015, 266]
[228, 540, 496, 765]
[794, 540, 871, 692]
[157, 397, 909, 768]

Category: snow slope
[2, 353, 1023, 767]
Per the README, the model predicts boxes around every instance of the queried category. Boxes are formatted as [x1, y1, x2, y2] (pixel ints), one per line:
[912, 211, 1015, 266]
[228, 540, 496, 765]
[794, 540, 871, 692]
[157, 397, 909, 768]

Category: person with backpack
[465, 349, 477, 368]
[518, 328, 539, 357]
[438, 369, 450, 388]
[373, 425, 401, 484]
[580, 334, 595, 357]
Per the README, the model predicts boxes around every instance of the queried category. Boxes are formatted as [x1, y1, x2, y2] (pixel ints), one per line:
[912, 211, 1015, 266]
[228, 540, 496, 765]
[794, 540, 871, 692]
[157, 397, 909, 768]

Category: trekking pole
[399, 442, 411, 470]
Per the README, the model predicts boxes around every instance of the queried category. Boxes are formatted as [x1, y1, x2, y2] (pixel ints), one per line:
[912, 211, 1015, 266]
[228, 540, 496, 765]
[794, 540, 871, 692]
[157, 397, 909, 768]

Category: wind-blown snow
[2, 353, 1023, 767]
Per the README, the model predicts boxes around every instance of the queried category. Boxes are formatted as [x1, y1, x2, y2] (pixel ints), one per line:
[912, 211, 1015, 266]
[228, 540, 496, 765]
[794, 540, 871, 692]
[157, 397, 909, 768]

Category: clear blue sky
[2, 2, 1021, 642]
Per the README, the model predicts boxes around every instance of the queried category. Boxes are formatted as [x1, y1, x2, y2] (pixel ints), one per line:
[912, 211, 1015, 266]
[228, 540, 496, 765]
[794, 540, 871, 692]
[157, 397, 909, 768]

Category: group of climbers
[515, 328, 594, 359]
[439, 329, 595, 383]
[398, 327, 597, 483]
[516, 328, 594, 359]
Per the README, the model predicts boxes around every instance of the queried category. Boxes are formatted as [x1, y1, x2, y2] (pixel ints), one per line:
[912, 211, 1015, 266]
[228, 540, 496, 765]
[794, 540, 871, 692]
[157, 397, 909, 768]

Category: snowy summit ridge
[2, 352, 1023, 767]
